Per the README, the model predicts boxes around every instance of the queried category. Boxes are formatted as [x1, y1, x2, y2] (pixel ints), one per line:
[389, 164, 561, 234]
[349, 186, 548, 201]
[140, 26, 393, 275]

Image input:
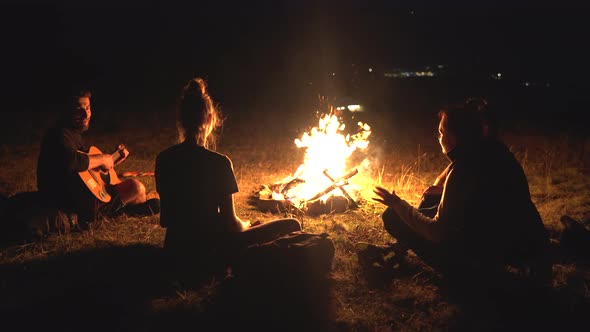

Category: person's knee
[287, 218, 302, 232]
[382, 207, 397, 221]
[116, 179, 146, 204]
[382, 208, 398, 235]
[276, 218, 302, 232]
[131, 179, 146, 198]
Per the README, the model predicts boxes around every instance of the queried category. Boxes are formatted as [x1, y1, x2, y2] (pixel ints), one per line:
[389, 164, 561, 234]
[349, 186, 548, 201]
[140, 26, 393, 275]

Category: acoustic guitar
[78, 144, 129, 203]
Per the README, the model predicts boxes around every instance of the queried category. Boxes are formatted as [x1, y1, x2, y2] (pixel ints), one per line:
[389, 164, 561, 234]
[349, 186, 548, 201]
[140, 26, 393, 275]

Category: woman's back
[156, 142, 238, 251]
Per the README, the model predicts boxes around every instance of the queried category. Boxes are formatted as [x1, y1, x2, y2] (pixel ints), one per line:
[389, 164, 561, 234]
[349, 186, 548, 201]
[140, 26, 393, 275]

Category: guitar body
[78, 145, 127, 203]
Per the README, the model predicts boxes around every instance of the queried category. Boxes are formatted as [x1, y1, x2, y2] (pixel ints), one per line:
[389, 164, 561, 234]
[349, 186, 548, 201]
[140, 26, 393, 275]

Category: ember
[255, 110, 372, 215]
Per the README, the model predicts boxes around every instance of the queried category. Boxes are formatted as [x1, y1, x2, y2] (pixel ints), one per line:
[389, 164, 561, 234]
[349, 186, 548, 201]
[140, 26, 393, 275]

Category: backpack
[233, 231, 336, 282]
[1, 191, 78, 245]
[210, 232, 336, 328]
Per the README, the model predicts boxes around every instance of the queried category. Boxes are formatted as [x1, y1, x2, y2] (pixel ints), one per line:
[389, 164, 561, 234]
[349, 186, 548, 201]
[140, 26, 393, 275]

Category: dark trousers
[382, 197, 551, 288]
[382, 207, 506, 285]
[380, 187, 444, 268]
[382, 207, 448, 270]
[164, 218, 302, 285]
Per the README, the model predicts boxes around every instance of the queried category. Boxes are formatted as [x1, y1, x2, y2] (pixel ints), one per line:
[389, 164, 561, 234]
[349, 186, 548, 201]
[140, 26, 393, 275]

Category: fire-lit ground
[1, 104, 589, 331]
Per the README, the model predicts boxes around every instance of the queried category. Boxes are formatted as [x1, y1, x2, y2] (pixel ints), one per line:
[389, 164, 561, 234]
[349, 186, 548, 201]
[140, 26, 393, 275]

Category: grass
[1, 107, 589, 331]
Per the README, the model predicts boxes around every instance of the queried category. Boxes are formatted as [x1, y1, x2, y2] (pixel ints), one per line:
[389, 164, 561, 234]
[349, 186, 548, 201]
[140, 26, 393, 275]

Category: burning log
[306, 195, 349, 216]
[254, 168, 360, 215]
[321, 169, 359, 209]
[254, 184, 289, 213]
[307, 168, 358, 202]
[302, 168, 359, 215]
[279, 178, 306, 197]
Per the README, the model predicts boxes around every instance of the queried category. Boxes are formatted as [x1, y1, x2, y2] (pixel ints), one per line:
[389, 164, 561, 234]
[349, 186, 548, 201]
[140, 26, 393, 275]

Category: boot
[97, 196, 126, 220]
[121, 198, 160, 217]
[355, 242, 405, 289]
[559, 215, 590, 258]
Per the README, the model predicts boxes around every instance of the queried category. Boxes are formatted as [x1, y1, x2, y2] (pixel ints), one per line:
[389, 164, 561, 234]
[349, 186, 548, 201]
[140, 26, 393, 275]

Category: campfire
[255, 110, 372, 215]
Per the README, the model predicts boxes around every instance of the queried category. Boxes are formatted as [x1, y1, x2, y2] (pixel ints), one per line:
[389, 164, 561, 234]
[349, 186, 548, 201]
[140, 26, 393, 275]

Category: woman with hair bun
[155, 77, 301, 282]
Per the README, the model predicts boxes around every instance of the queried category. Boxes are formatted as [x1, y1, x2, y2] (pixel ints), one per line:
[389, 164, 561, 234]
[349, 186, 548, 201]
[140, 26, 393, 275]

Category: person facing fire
[37, 88, 160, 225]
[417, 97, 497, 218]
[155, 77, 302, 282]
[371, 99, 552, 288]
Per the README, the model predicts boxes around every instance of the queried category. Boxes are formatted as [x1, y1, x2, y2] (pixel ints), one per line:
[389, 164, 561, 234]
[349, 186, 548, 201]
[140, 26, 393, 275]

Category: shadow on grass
[429, 266, 590, 331]
[204, 271, 336, 331]
[0, 244, 170, 331]
[0, 243, 337, 332]
[355, 244, 590, 331]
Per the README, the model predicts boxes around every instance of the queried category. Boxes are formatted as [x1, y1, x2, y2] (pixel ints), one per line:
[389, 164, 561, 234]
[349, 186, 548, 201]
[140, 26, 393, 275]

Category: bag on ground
[234, 231, 336, 282]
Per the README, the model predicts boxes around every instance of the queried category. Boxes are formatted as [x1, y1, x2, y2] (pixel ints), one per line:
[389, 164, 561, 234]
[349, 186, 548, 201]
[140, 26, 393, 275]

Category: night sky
[2, 0, 589, 113]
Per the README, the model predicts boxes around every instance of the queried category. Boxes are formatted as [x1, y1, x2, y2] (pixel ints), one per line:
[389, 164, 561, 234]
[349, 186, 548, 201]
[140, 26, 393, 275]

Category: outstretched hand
[372, 186, 401, 207]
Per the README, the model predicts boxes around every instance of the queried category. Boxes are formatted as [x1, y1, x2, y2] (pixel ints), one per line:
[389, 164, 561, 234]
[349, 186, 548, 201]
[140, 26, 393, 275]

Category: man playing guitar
[37, 88, 159, 224]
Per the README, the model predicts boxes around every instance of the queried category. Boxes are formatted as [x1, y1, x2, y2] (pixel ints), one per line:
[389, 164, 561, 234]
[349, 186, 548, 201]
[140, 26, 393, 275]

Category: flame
[273, 112, 372, 209]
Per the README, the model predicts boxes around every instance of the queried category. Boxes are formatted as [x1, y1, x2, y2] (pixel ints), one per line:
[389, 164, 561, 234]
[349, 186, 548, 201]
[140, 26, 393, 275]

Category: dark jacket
[37, 118, 90, 212]
[388, 139, 549, 265]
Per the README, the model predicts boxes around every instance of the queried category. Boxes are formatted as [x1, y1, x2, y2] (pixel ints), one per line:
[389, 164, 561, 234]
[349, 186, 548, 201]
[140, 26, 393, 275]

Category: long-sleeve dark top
[37, 119, 90, 211]
[388, 139, 549, 264]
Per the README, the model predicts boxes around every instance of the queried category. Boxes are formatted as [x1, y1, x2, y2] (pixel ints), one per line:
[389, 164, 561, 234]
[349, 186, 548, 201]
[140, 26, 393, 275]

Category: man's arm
[87, 153, 114, 171]
[55, 128, 113, 172]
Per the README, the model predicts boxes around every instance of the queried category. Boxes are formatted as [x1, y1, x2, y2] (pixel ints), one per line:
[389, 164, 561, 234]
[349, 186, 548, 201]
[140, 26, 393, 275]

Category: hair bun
[187, 79, 200, 90]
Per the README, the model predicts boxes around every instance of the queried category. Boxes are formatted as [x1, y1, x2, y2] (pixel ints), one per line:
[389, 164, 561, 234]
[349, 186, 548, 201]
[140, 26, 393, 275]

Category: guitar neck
[112, 150, 123, 164]
[111, 145, 128, 165]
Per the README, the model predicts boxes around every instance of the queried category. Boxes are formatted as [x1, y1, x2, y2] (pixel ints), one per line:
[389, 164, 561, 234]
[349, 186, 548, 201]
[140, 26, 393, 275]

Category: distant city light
[520, 81, 551, 88]
[335, 105, 363, 112]
[347, 104, 362, 112]
[384, 70, 435, 78]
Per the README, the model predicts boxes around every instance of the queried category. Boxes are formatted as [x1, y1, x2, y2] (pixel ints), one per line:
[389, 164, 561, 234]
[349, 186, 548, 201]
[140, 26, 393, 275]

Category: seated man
[36, 89, 159, 225]
[371, 100, 552, 288]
